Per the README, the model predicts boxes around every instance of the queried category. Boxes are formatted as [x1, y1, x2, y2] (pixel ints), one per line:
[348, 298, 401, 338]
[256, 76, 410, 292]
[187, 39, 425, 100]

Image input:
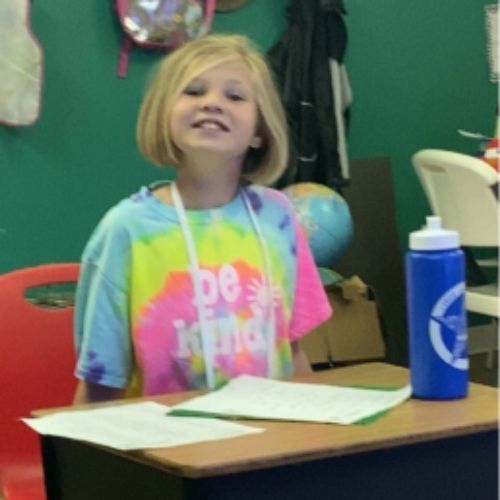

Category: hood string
[171, 182, 276, 389]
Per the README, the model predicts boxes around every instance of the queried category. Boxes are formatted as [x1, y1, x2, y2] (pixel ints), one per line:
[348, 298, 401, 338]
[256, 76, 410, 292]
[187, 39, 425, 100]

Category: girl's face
[169, 62, 260, 166]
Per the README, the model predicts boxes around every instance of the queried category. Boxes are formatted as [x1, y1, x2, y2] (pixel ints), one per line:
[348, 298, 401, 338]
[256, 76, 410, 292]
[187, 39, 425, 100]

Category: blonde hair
[136, 34, 288, 185]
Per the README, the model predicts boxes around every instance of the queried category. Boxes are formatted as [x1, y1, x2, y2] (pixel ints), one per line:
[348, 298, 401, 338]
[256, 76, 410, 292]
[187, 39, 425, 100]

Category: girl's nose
[200, 91, 223, 113]
[201, 102, 223, 113]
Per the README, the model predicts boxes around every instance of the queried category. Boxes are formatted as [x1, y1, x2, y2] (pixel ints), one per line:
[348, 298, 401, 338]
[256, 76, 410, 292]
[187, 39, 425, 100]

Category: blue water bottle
[406, 216, 468, 399]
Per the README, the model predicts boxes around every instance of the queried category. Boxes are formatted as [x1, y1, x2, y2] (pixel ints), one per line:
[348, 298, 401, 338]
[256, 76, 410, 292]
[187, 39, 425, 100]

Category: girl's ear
[250, 136, 262, 149]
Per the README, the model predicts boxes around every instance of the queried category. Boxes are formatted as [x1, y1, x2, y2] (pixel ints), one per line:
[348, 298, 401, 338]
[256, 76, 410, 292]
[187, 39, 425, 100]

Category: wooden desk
[38, 363, 498, 500]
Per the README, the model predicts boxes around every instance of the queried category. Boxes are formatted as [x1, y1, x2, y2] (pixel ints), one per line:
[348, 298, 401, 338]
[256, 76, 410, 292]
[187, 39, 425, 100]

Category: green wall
[344, 0, 497, 251]
[0, 0, 496, 273]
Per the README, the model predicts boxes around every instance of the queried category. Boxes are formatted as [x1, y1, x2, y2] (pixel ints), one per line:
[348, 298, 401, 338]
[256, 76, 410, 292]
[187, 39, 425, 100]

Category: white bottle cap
[409, 216, 460, 250]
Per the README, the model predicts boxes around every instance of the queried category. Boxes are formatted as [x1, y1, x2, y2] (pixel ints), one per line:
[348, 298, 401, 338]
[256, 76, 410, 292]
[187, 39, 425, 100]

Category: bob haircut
[137, 34, 288, 186]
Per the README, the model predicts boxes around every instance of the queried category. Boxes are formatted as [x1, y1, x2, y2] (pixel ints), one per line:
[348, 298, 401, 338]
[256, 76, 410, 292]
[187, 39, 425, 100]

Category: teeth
[199, 122, 222, 130]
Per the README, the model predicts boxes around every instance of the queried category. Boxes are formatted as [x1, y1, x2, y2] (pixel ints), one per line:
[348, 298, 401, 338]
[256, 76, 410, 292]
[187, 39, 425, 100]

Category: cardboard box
[299, 276, 386, 365]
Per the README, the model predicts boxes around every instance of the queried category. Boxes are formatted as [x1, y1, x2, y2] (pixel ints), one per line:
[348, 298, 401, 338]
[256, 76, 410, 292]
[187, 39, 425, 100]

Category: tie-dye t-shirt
[74, 183, 331, 396]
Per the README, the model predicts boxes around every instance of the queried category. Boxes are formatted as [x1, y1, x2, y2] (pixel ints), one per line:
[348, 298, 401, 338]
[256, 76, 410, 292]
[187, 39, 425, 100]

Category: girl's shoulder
[244, 184, 294, 213]
[99, 185, 171, 228]
[244, 185, 299, 239]
[85, 185, 172, 252]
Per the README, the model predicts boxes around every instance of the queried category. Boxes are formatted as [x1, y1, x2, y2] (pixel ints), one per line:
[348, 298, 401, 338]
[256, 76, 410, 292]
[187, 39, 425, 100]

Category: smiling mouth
[192, 119, 229, 132]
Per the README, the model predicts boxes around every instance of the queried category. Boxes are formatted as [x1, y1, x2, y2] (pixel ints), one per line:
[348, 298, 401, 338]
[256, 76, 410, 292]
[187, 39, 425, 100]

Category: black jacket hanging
[268, 0, 351, 191]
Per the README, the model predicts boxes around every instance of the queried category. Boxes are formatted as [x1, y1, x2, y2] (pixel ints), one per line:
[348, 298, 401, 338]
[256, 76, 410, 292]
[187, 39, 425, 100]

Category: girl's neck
[174, 158, 242, 210]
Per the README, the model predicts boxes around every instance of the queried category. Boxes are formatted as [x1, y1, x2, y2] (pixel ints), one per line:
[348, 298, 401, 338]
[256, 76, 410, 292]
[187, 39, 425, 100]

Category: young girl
[73, 34, 331, 404]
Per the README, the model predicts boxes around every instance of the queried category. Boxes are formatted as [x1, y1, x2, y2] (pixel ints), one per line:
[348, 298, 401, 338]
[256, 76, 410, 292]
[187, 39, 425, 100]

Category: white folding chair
[412, 149, 499, 365]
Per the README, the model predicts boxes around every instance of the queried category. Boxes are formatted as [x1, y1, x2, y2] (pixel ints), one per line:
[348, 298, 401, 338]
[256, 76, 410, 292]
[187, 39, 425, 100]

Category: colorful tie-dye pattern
[74, 184, 331, 396]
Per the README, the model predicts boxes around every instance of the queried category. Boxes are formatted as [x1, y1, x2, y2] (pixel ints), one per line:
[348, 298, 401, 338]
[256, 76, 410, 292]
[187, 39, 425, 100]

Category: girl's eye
[183, 85, 204, 96]
[227, 92, 245, 101]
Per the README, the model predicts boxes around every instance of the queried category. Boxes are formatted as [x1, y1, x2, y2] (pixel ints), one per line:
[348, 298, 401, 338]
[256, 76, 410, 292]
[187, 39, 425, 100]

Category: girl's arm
[73, 379, 124, 405]
[291, 341, 312, 375]
[74, 215, 133, 405]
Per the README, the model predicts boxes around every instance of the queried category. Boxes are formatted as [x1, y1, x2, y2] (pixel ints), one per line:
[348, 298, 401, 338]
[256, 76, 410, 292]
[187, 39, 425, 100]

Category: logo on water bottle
[429, 282, 468, 370]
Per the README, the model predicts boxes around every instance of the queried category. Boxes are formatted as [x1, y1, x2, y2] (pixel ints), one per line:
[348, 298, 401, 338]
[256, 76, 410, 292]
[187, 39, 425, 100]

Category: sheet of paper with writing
[171, 375, 412, 424]
[23, 401, 263, 450]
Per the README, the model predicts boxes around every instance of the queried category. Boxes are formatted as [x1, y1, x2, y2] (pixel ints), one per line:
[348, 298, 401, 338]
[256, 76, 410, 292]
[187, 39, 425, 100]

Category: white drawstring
[171, 182, 276, 388]
[240, 189, 276, 378]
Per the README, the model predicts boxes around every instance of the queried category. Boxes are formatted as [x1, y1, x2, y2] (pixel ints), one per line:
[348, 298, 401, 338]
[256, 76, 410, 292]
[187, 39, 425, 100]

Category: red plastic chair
[0, 263, 80, 500]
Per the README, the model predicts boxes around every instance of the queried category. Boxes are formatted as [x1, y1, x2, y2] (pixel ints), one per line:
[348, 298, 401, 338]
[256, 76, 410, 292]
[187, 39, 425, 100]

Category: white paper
[172, 375, 412, 425]
[23, 401, 263, 450]
[485, 4, 498, 82]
